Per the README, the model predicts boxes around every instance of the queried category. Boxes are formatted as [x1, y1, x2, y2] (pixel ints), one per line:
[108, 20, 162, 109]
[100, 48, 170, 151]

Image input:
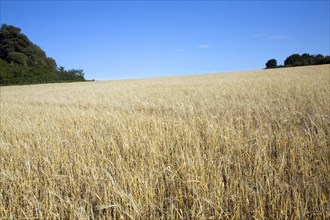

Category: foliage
[0, 24, 86, 86]
[266, 53, 330, 69]
[265, 58, 277, 68]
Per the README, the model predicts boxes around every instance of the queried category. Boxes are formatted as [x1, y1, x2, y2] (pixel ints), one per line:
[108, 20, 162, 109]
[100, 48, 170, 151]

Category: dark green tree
[283, 53, 330, 67]
[315, 54, 325, 64]
[267, 53, 330, 70]
[284, 54, 302, 66]
[324, 56, 330, 64]
[265, 59, 277, 69]
[0, 24, 53, 69]
[6, 51, 28, 66]
[46, 57, 57, 70]
[301, 53, 315, 65]
[0, 24, 86, 86]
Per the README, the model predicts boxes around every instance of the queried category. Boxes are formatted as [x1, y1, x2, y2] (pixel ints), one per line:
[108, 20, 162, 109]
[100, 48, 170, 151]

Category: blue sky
[1, 1, 329, 80]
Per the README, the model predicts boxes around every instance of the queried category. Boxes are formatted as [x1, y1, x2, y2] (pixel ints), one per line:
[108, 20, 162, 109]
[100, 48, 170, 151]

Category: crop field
[0, 64, 329, 219]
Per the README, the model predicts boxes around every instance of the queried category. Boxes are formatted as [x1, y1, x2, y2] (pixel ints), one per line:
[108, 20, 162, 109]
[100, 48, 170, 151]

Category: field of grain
[1, 65, 329, 219]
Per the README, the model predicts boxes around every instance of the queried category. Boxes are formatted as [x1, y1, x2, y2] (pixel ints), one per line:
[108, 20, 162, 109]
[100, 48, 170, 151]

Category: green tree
[324, 56, 330, 64]
[7, 51, 28, 66]
[0, 24, 55, 69]
[301, 53, 318, 65]
[265, 59, 277, 69]
[315, 54, 325, 64]
[46, 57, 57, 70]
[0, 24, 86, 86]
[284, 54, 303, 66]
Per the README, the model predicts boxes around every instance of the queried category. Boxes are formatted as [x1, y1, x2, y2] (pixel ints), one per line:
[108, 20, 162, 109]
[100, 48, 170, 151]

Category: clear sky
[1, 1, 329, 80]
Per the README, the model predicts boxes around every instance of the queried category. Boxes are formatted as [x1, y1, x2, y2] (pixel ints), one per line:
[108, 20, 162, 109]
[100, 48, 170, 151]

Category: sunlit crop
[1, 65, 329, 219]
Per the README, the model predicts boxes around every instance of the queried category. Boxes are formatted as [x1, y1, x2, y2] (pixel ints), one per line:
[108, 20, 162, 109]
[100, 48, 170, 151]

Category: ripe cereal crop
[1, 64, 329, 219]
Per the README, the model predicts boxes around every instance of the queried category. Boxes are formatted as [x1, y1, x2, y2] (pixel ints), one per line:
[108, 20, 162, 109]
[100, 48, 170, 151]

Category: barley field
[0, 65, 329, 219]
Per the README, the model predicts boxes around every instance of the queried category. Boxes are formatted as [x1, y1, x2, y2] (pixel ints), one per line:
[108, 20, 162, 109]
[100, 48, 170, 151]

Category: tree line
[265, 53, 330, 69]
[0, 24, 86, 86]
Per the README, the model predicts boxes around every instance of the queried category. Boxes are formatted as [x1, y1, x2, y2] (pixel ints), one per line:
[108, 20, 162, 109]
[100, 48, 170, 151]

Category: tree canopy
[265, 53, 330, 69]
[0, 24, 86, 86]
[265, 59, 277, 69]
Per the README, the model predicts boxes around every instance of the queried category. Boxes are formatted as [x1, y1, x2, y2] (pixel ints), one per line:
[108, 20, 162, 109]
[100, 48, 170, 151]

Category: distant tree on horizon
[265, 53, 330, 69]
[265, 59, 277, 69]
